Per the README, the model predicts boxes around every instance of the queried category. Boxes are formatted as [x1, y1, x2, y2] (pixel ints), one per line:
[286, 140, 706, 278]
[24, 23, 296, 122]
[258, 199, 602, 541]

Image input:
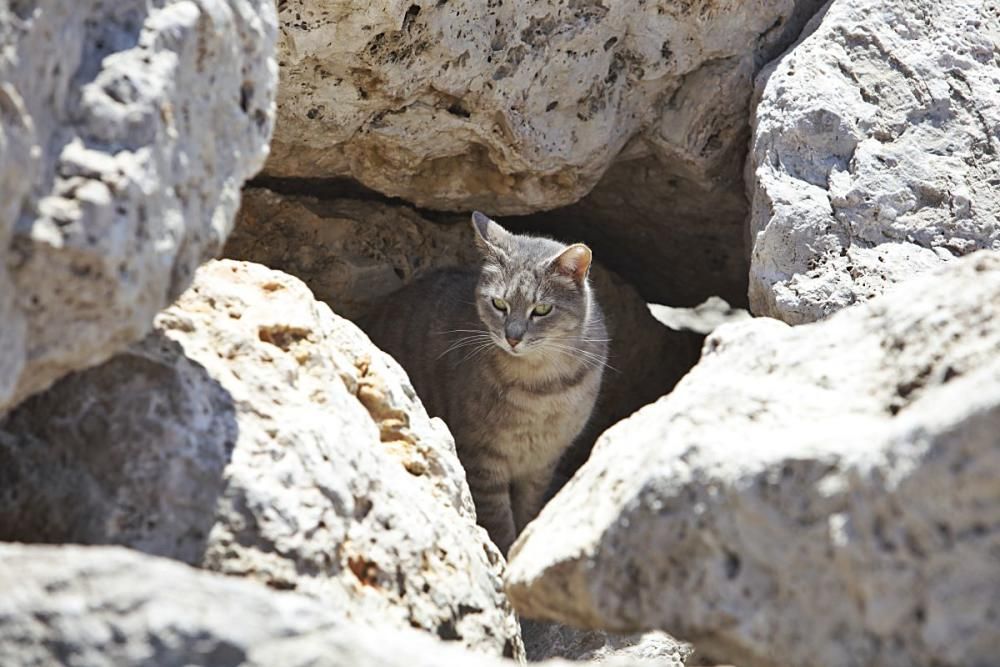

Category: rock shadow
[0, 330, 237, 566]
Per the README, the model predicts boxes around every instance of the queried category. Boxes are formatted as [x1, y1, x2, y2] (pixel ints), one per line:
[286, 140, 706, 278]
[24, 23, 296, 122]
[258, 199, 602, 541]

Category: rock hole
[402, 4, 421, 31]
[437, 618, 462, 641]
[724, 550, 741, 580]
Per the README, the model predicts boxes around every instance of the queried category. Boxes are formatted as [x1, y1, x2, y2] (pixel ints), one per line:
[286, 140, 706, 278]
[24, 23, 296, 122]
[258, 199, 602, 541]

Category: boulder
[506, 251, 1000, 667]
[522, 621, 690, 665]
[225, 188, 704, 483]
[0, 543, 520, 667]
[0, 259, 523, 660]
[747, 0, 1000, 323]
[0, 0, 277, 413]
[264, 0, 826, 215]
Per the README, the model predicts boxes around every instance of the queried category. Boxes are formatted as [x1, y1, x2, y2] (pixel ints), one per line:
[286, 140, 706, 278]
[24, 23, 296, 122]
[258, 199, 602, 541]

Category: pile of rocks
[1, 1, 997, 666]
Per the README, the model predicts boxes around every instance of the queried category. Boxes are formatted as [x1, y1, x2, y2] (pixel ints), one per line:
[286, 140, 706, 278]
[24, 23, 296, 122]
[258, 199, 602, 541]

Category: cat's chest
[485, 371, 600, 472]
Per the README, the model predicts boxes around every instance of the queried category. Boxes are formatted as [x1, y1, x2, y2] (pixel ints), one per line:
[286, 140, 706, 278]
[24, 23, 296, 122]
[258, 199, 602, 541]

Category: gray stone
[647, 298, 751, 336]
[0, 543, 522, 667]
[264, 0, 824, 215]
[224, 189, 704, 483]
[747, 0, 1000, 323]
[507, 251, 1000, 667]
[522, 621, 691, 665]
[0, 543, 684, 667]
[0, 0, 278, 413]
[0, 259, 523, 660]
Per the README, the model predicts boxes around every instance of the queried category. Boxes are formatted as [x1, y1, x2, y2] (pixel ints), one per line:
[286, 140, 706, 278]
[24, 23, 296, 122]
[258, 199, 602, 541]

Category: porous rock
[0, 259, 523, 660]
[747, 0, 1000, 323]
[507, 251, 1000, 667]
[265, 0, 826, 215]
[522, 621, 691, 666]
[225, 188, 704, 482]
[0, 544, 686, 667]
[0, 543, 518, 667]
[0, 0, 278, 413]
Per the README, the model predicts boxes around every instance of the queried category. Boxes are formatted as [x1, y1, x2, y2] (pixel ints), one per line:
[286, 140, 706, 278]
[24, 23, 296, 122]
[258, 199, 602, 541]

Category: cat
[361, 212, 608, 555]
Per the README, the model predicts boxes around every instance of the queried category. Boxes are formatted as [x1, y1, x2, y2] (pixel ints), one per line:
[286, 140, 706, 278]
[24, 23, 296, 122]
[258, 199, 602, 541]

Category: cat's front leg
[464, 465, 517, 555]
[511, 463, 556, 534]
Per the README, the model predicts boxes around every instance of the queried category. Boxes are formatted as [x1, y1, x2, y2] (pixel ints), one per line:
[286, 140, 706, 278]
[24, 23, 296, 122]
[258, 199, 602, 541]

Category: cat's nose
[506, 336, 521, 348]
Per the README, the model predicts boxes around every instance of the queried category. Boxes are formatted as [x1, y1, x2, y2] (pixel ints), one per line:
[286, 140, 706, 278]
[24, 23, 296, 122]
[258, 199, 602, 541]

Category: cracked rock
[747, 0, 1000, 323]
[507, 251, 1000, 667]
[0, 0, 278, 412]
[0, 259, 524, 661]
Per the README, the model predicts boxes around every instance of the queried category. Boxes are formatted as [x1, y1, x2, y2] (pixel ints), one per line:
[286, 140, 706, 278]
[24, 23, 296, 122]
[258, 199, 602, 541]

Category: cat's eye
[532, 303, 553, 317]
[492, 297, 509, 312]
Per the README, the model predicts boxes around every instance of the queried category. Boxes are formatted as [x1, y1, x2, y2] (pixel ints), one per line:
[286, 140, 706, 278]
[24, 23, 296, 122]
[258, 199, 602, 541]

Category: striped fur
[361, 213, 608, 554]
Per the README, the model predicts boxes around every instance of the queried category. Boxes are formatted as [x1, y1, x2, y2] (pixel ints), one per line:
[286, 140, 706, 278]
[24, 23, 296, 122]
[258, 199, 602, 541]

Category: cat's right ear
[471, 211, 511, 257]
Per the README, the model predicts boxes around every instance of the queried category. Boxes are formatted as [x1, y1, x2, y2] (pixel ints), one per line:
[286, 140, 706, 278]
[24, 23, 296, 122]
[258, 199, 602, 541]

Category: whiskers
[539, 335, 616, 374]
[433, 328, 497, 363]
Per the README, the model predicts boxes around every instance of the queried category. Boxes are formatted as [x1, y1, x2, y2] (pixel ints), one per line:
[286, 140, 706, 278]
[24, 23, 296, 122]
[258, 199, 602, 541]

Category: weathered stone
[522, 621, 691, 665]
[0, 543, 523, 667]
[647, 297, 750, 336]
[747, 0, 1000, 323]
[507, 251, 1000, 667]
[225, 188, 704, 484]
[0, 544, 685, 667]
[225, 188, 477, 321]
[0, 0, 278, 413]
[0, 260, 523, 660]
[265, 0, 825, 215]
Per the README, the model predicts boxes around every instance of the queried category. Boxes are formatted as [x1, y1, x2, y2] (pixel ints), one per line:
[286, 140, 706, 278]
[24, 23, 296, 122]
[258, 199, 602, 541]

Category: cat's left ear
[471, 211, 511, 254]
[550, 244, 592, 286]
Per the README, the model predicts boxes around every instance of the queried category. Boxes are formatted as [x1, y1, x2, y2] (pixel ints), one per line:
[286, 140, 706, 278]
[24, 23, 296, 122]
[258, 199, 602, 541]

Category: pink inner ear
[555, 245, 592, 281]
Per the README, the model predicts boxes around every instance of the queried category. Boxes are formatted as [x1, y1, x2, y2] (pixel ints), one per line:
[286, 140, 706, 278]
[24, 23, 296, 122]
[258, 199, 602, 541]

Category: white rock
[0, 260, 523, 660]
[747, 0, 1000, 323]
[0, 544, 522, 667]
[0, 0, 278, 412]
[265, 0, 827, 215]
[522, 621, 691, 665]
[507, 251, 1000, 667]
[0, 543, 685, 667]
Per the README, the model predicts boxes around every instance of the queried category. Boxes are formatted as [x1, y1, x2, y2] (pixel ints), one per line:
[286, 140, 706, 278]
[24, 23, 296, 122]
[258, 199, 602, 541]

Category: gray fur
[361, 213, 609, 554]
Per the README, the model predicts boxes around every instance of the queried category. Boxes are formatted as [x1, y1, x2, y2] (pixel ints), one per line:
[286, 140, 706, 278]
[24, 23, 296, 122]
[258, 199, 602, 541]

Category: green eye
[532, 303, 553, 317]
[492, 297, 509, 311]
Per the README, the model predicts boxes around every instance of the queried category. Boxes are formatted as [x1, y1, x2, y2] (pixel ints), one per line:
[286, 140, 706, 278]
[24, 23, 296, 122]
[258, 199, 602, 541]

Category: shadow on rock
[0, 330, 237, 565]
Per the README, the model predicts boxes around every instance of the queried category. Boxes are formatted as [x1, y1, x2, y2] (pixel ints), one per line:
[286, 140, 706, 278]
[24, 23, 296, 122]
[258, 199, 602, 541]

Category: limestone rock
[265, 0, 826, 216]
[0, 543, 515, 667]
[0, 544, 686, 667]
[747, 0, 1000, 323]
[507, 251, 1000, 667]
[0, 0, 278, 413]
[225, 188, 478, 321]
[0, 260, 523, 660]
[225, 188, 704, 483]
[522, 621, 691, 665]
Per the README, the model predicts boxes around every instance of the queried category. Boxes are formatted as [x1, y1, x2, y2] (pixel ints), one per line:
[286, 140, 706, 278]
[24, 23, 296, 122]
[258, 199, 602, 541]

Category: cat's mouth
[494, 336, 537, 357]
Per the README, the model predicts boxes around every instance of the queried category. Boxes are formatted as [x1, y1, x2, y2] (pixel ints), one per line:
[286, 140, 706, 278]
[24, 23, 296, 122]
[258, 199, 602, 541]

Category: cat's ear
[550, 244, 592, 286]
[471, 211, 511, 255]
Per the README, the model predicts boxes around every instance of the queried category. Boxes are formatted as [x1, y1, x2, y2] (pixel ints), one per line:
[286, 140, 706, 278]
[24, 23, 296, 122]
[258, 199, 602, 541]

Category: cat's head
[470, 211, 594, 358]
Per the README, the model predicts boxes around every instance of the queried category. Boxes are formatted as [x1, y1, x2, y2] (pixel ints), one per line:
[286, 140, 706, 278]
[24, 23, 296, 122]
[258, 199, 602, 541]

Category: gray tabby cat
[362, 212, 608, 554]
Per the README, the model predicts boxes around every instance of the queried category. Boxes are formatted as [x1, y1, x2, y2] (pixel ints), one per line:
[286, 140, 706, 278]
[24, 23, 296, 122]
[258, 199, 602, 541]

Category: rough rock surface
[748, 0, 1000, 323]
[265, 0, 826, 214]
[0, 0, 278, 413]
[522, 621, 691, 665]
[0, 544, 557, 667]
[225, 188, 704, 482]
[507, 251, 1000, 667]
[0, 260, 523, 660]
